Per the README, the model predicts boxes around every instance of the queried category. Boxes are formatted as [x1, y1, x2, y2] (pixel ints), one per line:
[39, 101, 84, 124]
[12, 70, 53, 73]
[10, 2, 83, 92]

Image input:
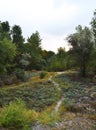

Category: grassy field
[0, 71, 96, 130]
[0, 72, 60, 111]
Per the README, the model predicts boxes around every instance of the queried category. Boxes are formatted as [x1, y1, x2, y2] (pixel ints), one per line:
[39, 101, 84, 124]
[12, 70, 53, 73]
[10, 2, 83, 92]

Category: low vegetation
[0, 100, 38, 130]
[40, 71, 47, 79]
[0, 79, 60, 111]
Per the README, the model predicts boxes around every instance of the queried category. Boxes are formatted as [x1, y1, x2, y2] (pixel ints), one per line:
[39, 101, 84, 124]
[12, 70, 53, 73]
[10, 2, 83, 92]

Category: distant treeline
[0, 9, 96, 80]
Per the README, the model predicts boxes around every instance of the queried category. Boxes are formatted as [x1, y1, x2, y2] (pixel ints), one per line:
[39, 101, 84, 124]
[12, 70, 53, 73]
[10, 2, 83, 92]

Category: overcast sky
[0, 0, 96, 52]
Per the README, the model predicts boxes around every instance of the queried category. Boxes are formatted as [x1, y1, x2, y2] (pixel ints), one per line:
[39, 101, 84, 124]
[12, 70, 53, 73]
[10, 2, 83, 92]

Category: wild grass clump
[39, 109, 60, 127]
[40, 71, 47, 79]
[0, 99, 38, 130]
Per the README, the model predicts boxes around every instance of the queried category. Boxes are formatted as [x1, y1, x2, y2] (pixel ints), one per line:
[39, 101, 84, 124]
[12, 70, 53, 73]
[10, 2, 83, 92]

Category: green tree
[11, 25, 25, 69]
[41, 50, 55, 70]
[27, 31, 42, 70]
[90, 10, 96, 73]
[0, 38, 17, 74]
[57, 47, 66, 59]
[0, 21, 10, 40]
[41, 50, 55, 61]
[11, 25, 24, 53]
[91, 9, 96, 45]
[67, 25, 93, 77]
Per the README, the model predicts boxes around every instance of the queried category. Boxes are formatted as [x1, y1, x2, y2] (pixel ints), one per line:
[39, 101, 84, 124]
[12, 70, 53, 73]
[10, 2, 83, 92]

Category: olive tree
[67, 25, 93, 77]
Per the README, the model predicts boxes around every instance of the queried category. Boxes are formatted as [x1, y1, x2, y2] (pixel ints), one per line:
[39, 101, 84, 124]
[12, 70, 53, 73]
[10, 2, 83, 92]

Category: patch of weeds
[0, 99, 38, 130]
[39, 110, 60, 127]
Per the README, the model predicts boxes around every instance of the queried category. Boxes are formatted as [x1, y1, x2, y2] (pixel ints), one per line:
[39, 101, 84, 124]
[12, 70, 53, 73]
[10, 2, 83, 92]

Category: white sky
[0, 0, 96, 52]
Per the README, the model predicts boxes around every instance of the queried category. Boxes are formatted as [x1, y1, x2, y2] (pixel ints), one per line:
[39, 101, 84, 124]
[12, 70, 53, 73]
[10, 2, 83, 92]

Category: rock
[68, 120, 73, 126]
[32, 122, 50, 130]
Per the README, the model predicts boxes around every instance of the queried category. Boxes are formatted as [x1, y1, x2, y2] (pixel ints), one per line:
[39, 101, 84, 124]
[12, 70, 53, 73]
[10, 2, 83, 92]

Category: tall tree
[0, 21, 10, 40]
[11, 25, 24, 53]
[91, 9, 96, 46]
[57, 47, 66, 59]
[0, 38, 17, 74]
[27, 31, 42, 70]
[90, 9, 96, 73]
[41, 50, 55, 63]
[67, 25, 93, 77]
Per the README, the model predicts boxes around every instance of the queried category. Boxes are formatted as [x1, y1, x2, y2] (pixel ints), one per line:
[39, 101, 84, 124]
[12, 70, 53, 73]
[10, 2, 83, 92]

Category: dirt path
[33, 73, 64, 130]
[33, 72, 96, 130]
[54, 97, 64, 112]
[48, 73, 65, 112]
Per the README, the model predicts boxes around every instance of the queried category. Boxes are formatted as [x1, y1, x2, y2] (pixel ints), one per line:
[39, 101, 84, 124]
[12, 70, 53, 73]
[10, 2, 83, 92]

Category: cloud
[0, 0, 79, 33]
[0, 0, 95, 52]
[41, 33, 69, 53]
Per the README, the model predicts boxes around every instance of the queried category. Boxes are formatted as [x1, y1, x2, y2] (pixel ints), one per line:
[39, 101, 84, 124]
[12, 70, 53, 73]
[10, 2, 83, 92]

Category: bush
[0, 99, 38, 130]
[0, 100, 27, 130]
[23, 109, 38, 124]
[39, 111, 59, 126]
[40, 71, 47, 79]
[14, 68, 29, 82]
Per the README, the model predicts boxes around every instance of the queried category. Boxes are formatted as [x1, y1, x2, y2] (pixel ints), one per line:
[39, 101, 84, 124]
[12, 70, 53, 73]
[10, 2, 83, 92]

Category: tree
[27, 31, 42, 70]
[90, 9, 96, 73]
[67, 25, 93, 77]
[91, 9, 96, 45]
[19, 53, 31, 70]
[0, 21, 10, 40]
[0, 38, 17, 74]
[11, 25, 24, 53]
[11, 25, 25, 69]
[41, 50, 55, 70]
[57, 47, 66, 59]
[1, 21, 10, 32]
[41, 50, 55, 63]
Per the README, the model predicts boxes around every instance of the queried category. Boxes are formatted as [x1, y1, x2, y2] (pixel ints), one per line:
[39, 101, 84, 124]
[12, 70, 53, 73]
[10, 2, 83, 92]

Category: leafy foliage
[11, 25, 24, 52]
[0, 100, 29, 130]
[0, 38, 16, 74]
[14, 68, 29, 81]
[67, 25, 93, 77]
[27, 31, 42, 70]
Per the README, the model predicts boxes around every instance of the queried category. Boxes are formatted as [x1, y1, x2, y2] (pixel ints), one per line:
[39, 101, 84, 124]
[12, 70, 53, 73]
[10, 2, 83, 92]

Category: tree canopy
[67, 25, 93, 76]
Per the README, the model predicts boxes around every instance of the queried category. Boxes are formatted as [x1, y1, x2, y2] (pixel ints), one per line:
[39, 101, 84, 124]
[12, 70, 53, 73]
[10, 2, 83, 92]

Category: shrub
[0, 99, 38, 130]
[14, 68, 29, 82]
[0, 100, 26, 130]
[39, 111, 59, 126]
[40, 71, 47, 79]
[23, 109, 38, 124]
